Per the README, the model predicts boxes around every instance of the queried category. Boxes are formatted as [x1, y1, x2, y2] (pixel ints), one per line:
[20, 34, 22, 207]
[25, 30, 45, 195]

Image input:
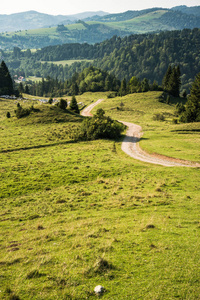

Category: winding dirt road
[81, 99, 200, 167]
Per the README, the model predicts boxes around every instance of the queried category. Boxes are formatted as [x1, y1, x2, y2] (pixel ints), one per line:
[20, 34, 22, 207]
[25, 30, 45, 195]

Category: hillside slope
[0, 7, 199, 49]
[0, 10, 107, 33]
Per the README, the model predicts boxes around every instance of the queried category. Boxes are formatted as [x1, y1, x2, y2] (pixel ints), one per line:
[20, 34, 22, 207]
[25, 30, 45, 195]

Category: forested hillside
[3, 28, 200, 92]
[172, 5, 200, 16]
[94, 29, 200, 90]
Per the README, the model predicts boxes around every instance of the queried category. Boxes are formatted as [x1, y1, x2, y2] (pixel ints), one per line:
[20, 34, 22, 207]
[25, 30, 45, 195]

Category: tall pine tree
[181, 72, 200, 122]
[162, 65, 181, 97]
[70, 95, 79, 114]
[0, 60, 13, 95]
[168, 66, 181, 97]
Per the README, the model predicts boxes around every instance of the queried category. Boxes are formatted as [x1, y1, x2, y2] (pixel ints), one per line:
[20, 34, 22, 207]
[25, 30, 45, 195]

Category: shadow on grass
[171, 129, 200, 133]
[121, 135, 149, 143]
[0, 140, 76, 153]
[0, 134, 149, 154]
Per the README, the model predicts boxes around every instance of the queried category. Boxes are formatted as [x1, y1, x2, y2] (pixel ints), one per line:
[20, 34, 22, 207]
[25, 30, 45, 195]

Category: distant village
[14, 75, 26, 83]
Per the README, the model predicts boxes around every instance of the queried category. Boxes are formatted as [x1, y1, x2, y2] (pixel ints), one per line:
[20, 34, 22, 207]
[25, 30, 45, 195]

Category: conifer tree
[18, 82, 24, 94]
[141, 78, 150, 92]
[25, 85, 30, 94]
[162, 65, 172, 91]
[162, 65, 181, 97]
[168, 66, 181, 97]
[181, 72, 200, 122]
[120, 78, 127, 96]
[0, 60, 14, 95]
[70, 95, 79, 114]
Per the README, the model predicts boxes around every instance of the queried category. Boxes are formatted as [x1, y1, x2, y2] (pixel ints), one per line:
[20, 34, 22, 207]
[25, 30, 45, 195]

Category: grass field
[0, 92, 199, 299]
[41, 59, 94, 66]
[2, 23, 87, 38]
[97, 10, 169, 33]
[27, 76, 44, 82]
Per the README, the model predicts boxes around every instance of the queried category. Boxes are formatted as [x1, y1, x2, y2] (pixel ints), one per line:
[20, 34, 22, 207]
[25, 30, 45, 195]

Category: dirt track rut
[81, 99, 200, 167]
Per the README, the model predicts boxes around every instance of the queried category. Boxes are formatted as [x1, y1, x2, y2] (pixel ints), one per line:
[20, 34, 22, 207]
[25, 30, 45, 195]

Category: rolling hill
[0, 6, 199, 49]
[0, 10, 107, 33]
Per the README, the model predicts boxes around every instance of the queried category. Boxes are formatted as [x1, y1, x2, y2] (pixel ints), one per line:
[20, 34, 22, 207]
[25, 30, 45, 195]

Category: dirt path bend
[81, 99, 200, 167]
[81, 99, 104, 117]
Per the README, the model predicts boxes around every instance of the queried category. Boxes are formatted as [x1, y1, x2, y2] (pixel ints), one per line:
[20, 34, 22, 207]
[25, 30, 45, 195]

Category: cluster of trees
[0, 60, 13, 95]
[25, 66, 162, 97]
[29, 77, 65, 97]
[66, 66, 120, 94]
[57, 96, 80, 114]
[27, 67, 121, 97]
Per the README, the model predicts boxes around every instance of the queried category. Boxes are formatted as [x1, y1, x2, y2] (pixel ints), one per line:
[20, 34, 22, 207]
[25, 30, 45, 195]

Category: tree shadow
[171, 129, 200, 133]
[122, 135, 149, 143]
[0, 140, 76, 153]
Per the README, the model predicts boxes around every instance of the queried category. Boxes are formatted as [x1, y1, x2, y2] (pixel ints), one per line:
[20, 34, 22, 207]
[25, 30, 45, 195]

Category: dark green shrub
[58, 98, 67, 110]
[107, 93, 116, 99]
[15, 104, 39, 119]
[175, 103, 185, 116]
[153, 113, 165, 121]
[6, 112, 11, 118]
[15, 106, 31, 118]
[172, 118, 178, 124]
[74, 108, 126, 141]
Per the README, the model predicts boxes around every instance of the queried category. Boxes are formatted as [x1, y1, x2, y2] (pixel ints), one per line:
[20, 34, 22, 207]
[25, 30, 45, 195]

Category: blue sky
[1, 0, 200, 15]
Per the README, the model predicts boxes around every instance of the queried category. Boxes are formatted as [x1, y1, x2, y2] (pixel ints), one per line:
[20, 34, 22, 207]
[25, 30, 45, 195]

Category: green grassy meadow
[41, 59, 94, 66]
[100, 10, 169, 33]
[0, 92, 199, 299]
[2, 23, 86, 38]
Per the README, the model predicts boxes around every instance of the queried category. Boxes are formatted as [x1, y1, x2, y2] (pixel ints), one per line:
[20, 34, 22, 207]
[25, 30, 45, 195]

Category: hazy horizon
[1, 0, 200, 16]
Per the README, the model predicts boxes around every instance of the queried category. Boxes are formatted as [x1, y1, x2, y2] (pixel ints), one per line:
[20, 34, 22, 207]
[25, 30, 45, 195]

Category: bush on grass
[74, 108, 126, 141]
[153, 113, 165, 121]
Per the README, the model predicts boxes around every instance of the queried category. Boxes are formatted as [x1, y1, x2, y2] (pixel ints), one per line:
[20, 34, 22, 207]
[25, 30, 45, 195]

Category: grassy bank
[0, 92, 199, 299]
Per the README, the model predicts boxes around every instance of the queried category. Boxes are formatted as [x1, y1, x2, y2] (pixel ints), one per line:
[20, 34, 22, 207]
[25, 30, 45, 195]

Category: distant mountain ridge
[172, 5, 200, 16]
[0, 10, 108, 32]
[0, 6, 199, 49]
[0, 6, 200, 33]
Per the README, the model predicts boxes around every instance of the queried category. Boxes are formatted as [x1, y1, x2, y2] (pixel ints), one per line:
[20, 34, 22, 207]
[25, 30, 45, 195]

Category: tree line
[20, 64, 183, 98]
[1, 60, 199, 124]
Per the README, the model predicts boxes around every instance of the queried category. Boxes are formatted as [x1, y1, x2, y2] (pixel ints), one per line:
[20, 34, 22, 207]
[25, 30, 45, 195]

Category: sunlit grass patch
[0, 92, 200, 299]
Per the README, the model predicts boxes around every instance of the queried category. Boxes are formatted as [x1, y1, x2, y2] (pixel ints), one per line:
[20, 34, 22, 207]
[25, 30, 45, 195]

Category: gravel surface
[81, 99, 200, 168]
